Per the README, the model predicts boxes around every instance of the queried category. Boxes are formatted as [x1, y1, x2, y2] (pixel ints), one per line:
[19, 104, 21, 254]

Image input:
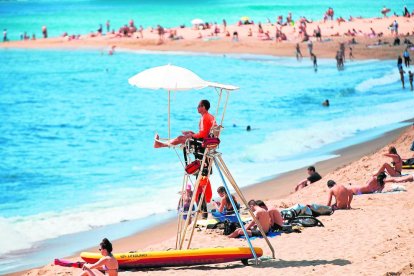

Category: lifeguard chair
[129, 65, 275, 264]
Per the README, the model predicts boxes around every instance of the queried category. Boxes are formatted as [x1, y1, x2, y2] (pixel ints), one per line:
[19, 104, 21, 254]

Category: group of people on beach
[398, 49, 413, 90]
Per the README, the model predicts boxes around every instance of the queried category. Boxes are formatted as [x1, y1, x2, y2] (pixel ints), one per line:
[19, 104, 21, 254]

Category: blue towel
[211, 211, 239, 223]
[238, 231, 282, 240]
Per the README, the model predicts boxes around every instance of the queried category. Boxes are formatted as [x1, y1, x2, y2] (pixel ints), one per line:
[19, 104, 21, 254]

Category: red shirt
[192, 112, 216, 139]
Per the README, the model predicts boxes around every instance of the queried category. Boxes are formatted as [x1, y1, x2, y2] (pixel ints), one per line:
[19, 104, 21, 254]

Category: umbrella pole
[168, 90, 171, 141]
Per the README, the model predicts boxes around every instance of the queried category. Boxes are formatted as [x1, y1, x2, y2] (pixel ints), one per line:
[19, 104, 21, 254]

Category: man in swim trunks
[227, 200, 271, 238]
[326, 180, 353, 210]
[154, 99, 216, 148]
[295, 166, 322, 191]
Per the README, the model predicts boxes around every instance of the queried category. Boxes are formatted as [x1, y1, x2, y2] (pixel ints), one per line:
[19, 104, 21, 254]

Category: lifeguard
[154, 99, 216, 148]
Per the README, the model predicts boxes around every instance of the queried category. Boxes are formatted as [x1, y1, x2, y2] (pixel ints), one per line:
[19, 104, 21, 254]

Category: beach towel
[238, 230, 282, 240]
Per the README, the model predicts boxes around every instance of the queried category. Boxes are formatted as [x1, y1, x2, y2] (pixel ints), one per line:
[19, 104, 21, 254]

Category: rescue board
[81, 247, 263, 268]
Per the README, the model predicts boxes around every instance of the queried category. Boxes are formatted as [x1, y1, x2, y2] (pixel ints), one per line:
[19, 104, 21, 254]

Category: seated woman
[374, 146, 402, 177]
[211, 186, 239, 222]
[80, 238, 118, 276]
[350, 172, 387, 195]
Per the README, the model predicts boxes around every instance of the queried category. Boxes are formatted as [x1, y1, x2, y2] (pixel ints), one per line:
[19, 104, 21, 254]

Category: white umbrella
[128, 64, 209, 140]
[128, 64, 208, 91]
[191, 18, 204, 25]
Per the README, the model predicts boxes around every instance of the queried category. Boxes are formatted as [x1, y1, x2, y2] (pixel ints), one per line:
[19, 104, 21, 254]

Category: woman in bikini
[81, 238, 118, 276]
[212, 186, 239, 221]
[350, 172, 387, 195]
[374, 146, 402, 177]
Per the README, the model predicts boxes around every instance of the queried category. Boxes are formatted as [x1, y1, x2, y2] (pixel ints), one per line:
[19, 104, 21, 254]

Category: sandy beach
[4, 11, 414, 276]
[13, 122, 414, 276]
[1, 16, 414, 60]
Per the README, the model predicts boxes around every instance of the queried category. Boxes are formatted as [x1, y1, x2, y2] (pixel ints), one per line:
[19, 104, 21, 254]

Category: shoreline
[1, 16, 414, 60]
[7, 120, 412, 275]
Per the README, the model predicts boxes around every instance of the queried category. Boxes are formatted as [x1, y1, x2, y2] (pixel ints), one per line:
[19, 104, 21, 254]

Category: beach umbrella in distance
[240, 16, 250, 22]
[191, 18, 204, 25]
[128, 64, 209, 140]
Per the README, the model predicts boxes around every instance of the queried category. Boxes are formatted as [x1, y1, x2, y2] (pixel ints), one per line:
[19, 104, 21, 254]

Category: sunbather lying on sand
[350, 172, 387, 195]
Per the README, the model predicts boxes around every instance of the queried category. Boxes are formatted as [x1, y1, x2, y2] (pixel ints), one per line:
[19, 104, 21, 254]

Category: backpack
[403, 158, 414, 165]
[223, 220, 240, 235]
[291, 215, 324, 227]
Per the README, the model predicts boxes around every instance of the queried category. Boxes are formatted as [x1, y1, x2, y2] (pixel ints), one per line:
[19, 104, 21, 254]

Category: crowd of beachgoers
[3, 5, 414, 276]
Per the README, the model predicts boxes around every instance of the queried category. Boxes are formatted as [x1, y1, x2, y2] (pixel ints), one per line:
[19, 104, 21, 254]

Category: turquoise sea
[1, 0, 414, 274]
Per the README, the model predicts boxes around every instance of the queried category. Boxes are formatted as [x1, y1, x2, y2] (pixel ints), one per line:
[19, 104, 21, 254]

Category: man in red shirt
[154, 99, 216, 148]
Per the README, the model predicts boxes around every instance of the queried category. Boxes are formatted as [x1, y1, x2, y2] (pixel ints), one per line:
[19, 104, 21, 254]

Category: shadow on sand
[126, 258, 351, 272]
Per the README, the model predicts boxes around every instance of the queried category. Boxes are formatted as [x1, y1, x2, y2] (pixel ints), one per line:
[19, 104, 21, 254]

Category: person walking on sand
[154, 99, 216, 148]
[227, 200, 271, 238]
[349, 47, 354, 61]
[295, 43, 303, 60]
[42, 26, 47, 38]
[326, 180, 353, 210]
[80, 238, 118, 276]
[106, 20, 110, 33]
[409, 71, 413, 91]
[295, 166, 322, 191]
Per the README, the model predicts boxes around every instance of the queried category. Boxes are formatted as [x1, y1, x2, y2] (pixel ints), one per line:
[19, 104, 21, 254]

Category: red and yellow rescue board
[81, 247, 263, 268]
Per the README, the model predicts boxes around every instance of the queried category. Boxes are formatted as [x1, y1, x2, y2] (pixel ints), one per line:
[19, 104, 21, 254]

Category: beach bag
[403, 158, 414, 165]
[287, 204, 313, 216]
[307, 204, 334, 217]
[185, 160, 201, 175]
[223, 220, 240, 235]
[280, 209, 298, 221]
[291, 215, 324, 227]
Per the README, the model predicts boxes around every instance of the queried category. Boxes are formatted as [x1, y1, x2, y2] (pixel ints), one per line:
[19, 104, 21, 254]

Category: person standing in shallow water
[409, 71, 413, 91]
[295, 43, 303, 60]
[399, 67, 406, 89]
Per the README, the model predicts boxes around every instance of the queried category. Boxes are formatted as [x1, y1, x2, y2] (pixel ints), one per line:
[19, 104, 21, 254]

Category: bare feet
[153, 133, 165, 148]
